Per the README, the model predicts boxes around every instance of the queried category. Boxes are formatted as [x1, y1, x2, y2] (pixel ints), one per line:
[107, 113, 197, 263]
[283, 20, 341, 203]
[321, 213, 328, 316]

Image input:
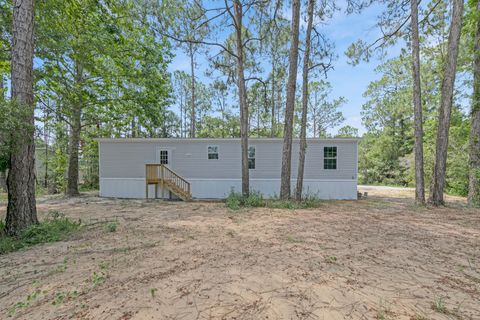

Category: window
[208, 146, 219, 160]
[159, 150, 168, 165]
[323, 146, 337, 169]
[248, 146, 255, 169]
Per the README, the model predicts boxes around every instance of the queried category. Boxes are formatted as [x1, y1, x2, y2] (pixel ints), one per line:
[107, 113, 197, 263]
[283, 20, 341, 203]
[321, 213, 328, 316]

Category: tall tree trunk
[410, 0, 425, 205]
[131, 117, 136, 138]
[180, 96, 184, 137]
[189, 43, 196, 138]
[233, 0, 249, 196]
[66, 62, 83, 196]
[271, 57, 276, 137]
[429, 0, 464, 206]
[6, 0, 37, 236]
[280, 0, 301, 199]
[468, 0, 480, 206]
[295, 0, 314, 201]
[44, 109, 49, 189]
[0, 75, 6, 193]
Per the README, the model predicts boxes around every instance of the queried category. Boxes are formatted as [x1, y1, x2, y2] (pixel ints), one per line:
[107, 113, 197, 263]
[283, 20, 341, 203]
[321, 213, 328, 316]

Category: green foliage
[307, 81, 346, 137]
[225, 192, 243, 210]
[432, 296, 447, 314]
[225, 191, 323, 210]
[0, 100, 35, 171]
[336, 125, 359, 138]
[104, 222, 117, 233]
[0, 212, 81, 254]
[359, 50, 471, 196]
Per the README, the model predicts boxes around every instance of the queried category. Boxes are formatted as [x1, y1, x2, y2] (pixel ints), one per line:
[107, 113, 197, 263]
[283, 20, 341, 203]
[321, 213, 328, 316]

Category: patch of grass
[325, 256, 338, 264]
[78, 184, 98, 192]
[104, 222, 117, 233]
[150, 288, 157, 298]
[376, 299, 393, 320]
[8, 289, 43, 316]
[87, 271, 107, 289]
[0, 211, 81, 255]
[225, 192, 243, 210]
[432, 296, 447, 314]
[225, 191, 324, 210]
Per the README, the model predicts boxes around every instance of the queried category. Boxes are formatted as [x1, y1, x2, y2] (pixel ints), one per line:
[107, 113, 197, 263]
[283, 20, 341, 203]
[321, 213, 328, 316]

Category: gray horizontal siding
[99, 139, 358, 180]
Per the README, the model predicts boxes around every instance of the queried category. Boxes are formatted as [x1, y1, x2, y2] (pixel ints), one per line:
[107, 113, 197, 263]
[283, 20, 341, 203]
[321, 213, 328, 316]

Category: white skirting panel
[100, 178, 357, 200]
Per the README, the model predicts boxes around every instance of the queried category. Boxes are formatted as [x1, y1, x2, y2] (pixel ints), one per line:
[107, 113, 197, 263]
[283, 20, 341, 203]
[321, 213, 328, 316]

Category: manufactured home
[98, 138, 359, 200]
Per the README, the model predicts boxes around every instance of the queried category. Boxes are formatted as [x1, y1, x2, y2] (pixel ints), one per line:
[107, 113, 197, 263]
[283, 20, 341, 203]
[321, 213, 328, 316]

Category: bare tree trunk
[295, 0, 314, 201]
[410, 0, 425, 205]
[271, 57, 276, 137]
[189, 43, 196, 138]
[180, 95, 184, 138]
[468, 0, 480, 206]
[44, 108, 49, 189]
[66, 61, 83, 196]
[0, 75, 6, 193]
[429, 0, 464, 206]
[6, 0, 38, 236]
[234, 0, 249, 196]
[131, 117, 136, 138]
[280, 0, 301, 199]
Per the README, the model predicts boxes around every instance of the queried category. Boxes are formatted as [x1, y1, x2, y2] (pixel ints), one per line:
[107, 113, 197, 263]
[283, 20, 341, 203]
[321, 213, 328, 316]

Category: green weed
[432, 296, 447, 314]
[150, 288, 157, 298]
[0, 212, 81, 255]
[104, 222, 117, 233]
[225, 191, 324, 210]
[325, 256, 338, 264]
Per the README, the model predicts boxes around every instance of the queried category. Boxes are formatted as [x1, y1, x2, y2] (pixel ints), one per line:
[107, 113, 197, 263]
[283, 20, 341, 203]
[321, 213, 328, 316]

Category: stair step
[145, 164, 192, 201]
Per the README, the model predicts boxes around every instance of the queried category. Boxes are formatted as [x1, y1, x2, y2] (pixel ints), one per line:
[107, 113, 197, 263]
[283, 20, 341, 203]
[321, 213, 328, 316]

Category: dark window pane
[160, 150, 168, 164]
[248, 146, 255, 169]
[323, 146, 337, 169]
[248, 158, 255, 169]
[324, 159, 336, 170]
[324, 146, 337, 158]
[208, 146, 219, 159]
[248, 146, 255, 158]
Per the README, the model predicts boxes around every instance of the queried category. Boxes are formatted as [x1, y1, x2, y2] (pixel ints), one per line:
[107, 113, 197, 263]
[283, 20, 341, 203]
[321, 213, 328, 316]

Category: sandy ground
[0, 187, 479, 320]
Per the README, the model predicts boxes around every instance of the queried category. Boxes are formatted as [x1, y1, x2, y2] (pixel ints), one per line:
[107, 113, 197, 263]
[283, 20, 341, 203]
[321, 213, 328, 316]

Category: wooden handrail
[145, 164, 191, 200]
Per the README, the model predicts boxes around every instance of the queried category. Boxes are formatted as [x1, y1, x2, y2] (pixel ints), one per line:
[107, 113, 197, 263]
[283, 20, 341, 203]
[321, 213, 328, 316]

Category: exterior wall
[98, 138, 359, 200]
[99, 178, 357, 200]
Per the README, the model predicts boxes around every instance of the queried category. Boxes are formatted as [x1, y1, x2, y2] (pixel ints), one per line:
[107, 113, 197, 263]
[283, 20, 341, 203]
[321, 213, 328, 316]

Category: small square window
[160, 150, 168, 164]
[208, 145, 219, 159]
[323, 146, 337, 170]
[248, 146, 255, 169]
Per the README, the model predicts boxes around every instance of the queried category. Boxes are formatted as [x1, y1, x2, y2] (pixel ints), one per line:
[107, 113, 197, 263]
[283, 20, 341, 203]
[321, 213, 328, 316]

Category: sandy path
[0, 187, 479, 319]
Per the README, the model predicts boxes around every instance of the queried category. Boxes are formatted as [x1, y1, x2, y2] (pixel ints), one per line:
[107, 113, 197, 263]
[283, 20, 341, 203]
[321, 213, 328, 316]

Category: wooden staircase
[145, 164, 192, 201]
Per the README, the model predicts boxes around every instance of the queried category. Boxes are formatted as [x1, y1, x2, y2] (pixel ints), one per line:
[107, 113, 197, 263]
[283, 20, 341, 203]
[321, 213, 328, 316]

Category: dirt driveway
[1, 187, 479, 320]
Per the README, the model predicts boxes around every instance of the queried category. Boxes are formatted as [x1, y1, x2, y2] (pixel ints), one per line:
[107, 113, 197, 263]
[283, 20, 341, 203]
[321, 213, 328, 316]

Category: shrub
[0, 211, 81, 255]
[104, 222, 117, 233]
[226, 192, 243, 210]
[243, 191, 264, 207]
[225, 191, 323, 210]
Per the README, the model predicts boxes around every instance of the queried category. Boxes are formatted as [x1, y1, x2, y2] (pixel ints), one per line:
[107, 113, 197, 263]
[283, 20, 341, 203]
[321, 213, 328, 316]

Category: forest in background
[0, 0, 479, 206]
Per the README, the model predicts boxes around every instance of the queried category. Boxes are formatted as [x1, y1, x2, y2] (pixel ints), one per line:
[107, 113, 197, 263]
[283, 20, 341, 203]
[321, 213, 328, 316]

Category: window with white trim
[159, 150, 168, 164]
[208, 145, 219, 159]
[323, 146, 337, 169]
[248, 146, 255, 169]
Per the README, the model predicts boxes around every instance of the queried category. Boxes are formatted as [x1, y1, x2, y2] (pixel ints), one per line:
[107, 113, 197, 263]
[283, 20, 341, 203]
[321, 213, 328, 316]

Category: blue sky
[167, 1, 404, 136]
